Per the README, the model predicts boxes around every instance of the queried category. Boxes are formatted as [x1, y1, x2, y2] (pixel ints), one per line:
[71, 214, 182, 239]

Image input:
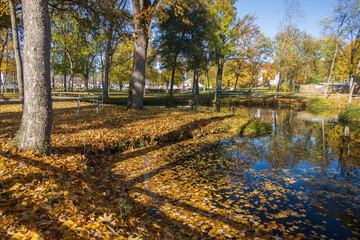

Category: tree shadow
[0, 111, 242, 238]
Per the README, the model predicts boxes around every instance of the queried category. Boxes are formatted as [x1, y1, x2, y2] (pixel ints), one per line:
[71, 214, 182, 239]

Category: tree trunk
[349, 59, 360, 104]
[131, 30, 147, 109]
[207, 69, 210, 96]
[0, 72, 2, 95]
[130, 0, 149, 110]
[249, 72, 254, 92]
[69, 73, 74, 92]
[234, 75, 239, 92]
[66, 51, 75, 92]
[169, 63, 177, 98]
[324, 43, 339, 98]
[0, 32, 8, 95]
[103, 31, 113, 98]
[275, 70, 282, 99]
[194, 68, 199, 95]
[63, 72, 67, 91]
[52, 74, 55, 90]
[8, 0, 24, 101]
[216, 57, 224, 93]
[12, 0, 52, 154]
[3, 49, 10, 93]
[85, 76, 89, 92]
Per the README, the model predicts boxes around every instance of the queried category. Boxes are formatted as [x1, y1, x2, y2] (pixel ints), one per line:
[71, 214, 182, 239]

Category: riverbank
[0, 102, 271, 239]
[339, 108, 360, 124]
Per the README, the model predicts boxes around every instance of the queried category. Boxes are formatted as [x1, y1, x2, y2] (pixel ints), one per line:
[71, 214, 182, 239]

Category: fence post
[101, 94, 104, 109]
[356, 95, 358, 101]
[77, 98, 80, 117]
[96, 99, 99, 113]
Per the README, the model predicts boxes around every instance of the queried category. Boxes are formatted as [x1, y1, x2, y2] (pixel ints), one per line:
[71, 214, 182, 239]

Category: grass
[339, 108, 360, 123]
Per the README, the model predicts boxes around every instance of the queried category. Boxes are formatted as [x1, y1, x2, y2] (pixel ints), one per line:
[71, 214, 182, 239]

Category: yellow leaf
[61, 220, 75, 229]
[31, 233, 41, 240]
[9, 233, 23, 240]
[9, 183, 21, 191]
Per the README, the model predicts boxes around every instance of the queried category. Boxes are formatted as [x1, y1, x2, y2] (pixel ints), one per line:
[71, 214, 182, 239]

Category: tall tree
[12, 0, 52, 153]
[208, 0, 239, 94]
[235, 14, 271, 91]
[0, 29, 9, 95]
[98, 0, 130, 98]
[8, 0, 23, 101]
[128, 0, 159, 109]
[155, 0, 208, 98]
[321, 0, 355, 98]
[273, 0, 303, 98]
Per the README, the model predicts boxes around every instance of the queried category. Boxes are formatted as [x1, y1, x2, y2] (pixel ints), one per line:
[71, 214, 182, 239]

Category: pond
[114, 107, 360, 239]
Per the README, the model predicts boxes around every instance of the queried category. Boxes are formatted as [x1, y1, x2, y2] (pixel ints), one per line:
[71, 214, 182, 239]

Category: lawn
[0, 102, 265, 239]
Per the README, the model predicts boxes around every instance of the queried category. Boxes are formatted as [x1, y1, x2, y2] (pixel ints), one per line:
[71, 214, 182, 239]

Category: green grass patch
[239, 118, 273, 137]
[339, 108, 360, 123]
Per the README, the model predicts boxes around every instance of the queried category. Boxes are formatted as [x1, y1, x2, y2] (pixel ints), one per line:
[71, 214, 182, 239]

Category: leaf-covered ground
[2, 102, 358, 239]
[0, 102, 257, 239]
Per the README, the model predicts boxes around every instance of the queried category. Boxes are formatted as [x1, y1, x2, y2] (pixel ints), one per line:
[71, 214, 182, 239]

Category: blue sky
[235, 0, 338, 39]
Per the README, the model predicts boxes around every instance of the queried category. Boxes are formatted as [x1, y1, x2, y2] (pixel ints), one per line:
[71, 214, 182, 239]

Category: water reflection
[205, 111, 360, 238]
[129, 106, 359, 238]
[181, 106, 358, 238]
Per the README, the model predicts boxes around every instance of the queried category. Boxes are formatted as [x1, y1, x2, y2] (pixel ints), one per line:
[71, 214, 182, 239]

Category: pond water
[117, 107, 360, 239]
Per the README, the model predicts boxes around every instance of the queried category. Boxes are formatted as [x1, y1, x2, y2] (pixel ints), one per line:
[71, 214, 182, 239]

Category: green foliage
[339, 108, 360, 123]
[240, 118, 273, 136]
[154, 0, 209, 86]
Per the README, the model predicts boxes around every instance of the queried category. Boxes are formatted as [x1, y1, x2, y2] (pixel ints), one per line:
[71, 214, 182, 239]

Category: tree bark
[103, 30, 113, 98]
[169, 60, 177, 98]
[63, 72, 67, 91]
[12, 0, 52, 154]
[0, 31, 9, 96]
[85, 76, 89, 92]
[216, 57, 224, 93]
[66, 51, 75, 92]
[194, 68, 199, 95]
[234, 75, 239, 92]
[349, 59, 360, 104]
[275, 68, 282, 99]
[8, 0, 24, 101]
[52, 74, 55, 90]
[129, 0, 148, 110]
[2, 48, 10, 93]
[324, 42, 339, 98]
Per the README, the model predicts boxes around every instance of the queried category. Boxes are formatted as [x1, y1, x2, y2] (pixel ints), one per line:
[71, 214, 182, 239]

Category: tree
[0, 29, 10, 94]
[155, 0, 208, 98]
[8, 0, 23, 101]
[78, 31, 99, 92]
[128, 0, 160, 109]
[234, 14, 271, 91]
[208, 0, 239, 94]
[98, 0, 130, 98]
[51, 13, 83, 92]
[321, 0, 357, 98]
[273, 0, 303, 98]
[110, 38, 133, 91]
[12, 0, 52, 153]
